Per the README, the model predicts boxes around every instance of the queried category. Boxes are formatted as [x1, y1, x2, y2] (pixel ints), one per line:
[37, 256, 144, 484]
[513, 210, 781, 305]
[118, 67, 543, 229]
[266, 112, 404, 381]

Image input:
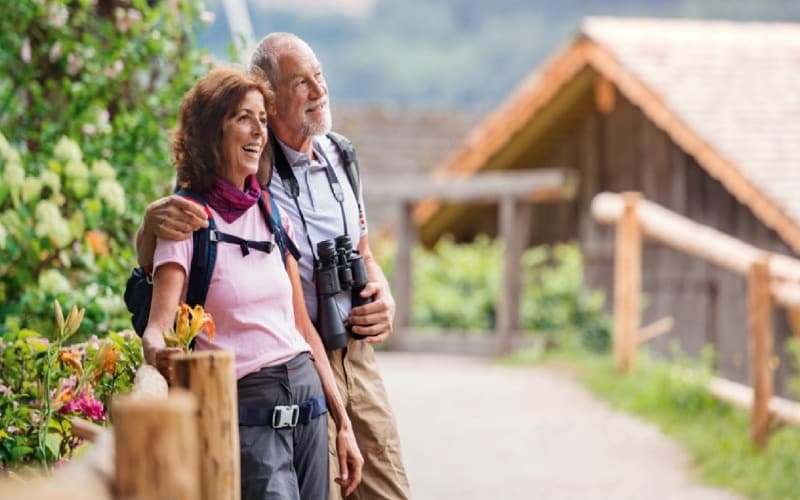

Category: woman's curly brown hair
[172, 67, 274, 192]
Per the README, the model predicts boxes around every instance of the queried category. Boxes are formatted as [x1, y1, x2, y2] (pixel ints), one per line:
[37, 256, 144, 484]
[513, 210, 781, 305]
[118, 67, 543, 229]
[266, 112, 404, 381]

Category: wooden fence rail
[591, 191, 800, 448]
[0, 351, 239, 499]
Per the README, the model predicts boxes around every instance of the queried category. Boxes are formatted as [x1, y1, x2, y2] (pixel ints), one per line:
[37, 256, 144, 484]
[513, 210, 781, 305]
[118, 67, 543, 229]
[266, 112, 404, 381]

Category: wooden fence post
[613, 192, 642, 372]
[748, 258, 774, 448]
[497, 196, 532, 355]
[392, 201, 417, 349]
[113, 391, 200, 500]
[172, 351, 241, 500]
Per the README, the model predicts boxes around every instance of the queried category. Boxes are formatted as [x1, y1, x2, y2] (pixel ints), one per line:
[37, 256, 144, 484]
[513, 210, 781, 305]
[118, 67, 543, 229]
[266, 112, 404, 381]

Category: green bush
[379, 237, 611, 349]
[0, 0, 212, 336]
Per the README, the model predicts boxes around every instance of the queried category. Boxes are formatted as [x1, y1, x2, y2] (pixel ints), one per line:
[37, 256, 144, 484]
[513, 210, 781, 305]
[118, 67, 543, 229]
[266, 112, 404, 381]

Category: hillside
[200, 0, 800, 109]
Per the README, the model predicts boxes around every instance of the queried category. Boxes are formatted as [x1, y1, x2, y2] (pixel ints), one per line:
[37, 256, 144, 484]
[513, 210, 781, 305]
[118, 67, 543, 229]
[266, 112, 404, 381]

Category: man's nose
[309, 78, 326, 98]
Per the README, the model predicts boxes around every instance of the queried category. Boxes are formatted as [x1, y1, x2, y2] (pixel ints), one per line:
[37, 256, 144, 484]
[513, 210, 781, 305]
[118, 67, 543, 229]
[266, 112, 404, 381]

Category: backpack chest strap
[210, 230, 274, 257]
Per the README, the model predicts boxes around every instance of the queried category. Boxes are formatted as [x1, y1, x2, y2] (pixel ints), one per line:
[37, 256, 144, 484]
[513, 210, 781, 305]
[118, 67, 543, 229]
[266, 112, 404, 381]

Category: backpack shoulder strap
[258, 189, 301, 265]
[326, 131, 362, 206]
[174, 188, 217, 308]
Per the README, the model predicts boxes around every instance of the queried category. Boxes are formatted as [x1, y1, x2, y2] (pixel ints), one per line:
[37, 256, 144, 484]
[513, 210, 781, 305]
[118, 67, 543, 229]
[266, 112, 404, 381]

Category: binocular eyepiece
[315, 235, 373, 350]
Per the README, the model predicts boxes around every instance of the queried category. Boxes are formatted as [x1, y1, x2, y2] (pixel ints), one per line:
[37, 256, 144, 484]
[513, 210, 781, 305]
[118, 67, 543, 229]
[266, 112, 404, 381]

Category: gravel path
[377, 352, 744, 500]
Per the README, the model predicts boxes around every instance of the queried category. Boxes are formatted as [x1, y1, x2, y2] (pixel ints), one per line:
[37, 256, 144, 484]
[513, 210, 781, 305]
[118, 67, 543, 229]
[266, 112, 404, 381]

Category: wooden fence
[0, 351, 240, 499]
[369, 168, 577, 355]
[592, 191, 800, 447]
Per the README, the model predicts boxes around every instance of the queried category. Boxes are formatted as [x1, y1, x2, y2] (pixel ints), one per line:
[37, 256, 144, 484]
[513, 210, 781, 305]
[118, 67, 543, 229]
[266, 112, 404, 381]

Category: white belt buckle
[272, 404, 300, 428]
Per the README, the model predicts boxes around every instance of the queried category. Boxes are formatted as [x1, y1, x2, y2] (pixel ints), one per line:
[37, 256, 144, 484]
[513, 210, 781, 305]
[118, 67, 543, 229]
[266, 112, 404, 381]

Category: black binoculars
[315, 235, 373, 350]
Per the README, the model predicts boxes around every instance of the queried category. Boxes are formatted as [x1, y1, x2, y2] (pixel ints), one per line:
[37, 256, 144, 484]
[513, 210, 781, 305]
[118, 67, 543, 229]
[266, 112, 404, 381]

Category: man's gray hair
[250, 32, 306, 88]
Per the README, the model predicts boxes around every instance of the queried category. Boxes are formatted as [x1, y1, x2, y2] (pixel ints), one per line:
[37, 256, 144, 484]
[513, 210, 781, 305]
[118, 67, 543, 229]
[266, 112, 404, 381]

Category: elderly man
[136, 33, 411, 500]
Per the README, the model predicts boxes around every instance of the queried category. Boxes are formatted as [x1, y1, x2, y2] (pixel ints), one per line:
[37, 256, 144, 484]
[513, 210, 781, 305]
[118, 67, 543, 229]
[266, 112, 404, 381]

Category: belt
[238, 394, 327, 429]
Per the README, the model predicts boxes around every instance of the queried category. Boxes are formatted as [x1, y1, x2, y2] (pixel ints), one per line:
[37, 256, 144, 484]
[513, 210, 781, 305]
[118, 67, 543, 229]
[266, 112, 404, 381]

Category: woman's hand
[142, 334, 185, 384]
[335, 422, 364, 496]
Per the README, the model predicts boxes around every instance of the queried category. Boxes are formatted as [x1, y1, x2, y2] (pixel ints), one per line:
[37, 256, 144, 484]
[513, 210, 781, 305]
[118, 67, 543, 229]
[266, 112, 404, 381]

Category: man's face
[271, 42, 332, 138]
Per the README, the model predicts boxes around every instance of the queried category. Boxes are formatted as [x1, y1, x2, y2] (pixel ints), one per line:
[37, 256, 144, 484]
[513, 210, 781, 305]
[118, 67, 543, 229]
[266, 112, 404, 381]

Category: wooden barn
[417, 18, 800, 393]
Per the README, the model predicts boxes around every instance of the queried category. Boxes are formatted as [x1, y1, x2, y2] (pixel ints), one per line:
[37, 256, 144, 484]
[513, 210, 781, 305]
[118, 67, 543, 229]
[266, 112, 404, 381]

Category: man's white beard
[302, 105, 332, 137]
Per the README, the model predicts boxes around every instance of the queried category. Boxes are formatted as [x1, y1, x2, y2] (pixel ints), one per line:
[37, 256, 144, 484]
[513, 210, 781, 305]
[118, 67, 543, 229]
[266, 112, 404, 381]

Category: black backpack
[123, 188, 300, 336]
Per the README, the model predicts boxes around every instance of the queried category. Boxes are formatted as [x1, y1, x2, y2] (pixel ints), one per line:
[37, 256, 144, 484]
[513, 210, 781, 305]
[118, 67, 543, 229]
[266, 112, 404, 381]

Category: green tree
[0, 0, 212, 335]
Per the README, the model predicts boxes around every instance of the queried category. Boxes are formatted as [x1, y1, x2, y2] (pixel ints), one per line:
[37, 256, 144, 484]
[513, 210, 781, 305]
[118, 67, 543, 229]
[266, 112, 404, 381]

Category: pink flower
[200, 10, 215, 23]
[79, 395, 105, 421]
[61, 386, 106, 422]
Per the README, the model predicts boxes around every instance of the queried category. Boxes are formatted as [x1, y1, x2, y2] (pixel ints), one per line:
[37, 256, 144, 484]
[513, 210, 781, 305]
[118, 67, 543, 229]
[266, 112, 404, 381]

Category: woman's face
[219, 89, 267, 189]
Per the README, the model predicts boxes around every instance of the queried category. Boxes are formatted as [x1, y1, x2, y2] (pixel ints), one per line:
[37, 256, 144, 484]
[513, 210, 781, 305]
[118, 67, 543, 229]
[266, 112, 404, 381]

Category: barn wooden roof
[331, 104, 480, 228]
[419, 17, 800, 253]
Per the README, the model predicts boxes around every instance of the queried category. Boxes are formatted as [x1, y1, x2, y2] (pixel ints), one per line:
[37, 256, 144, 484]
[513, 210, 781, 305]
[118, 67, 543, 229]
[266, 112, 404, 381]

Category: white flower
[91, 159, 116, 180]
[38, 269, 71, 294]
[47, 2, 69, 28]
[20, 38, 31, 63]
[21, 177, 42, 202]
[49, 41, 62, 61]
[98, 178, 126, 214]
[81, 123, 97, 136]
[115, 8, 141, 32]
[34, 200, 72, 247]
[64, 158, 89, 181]
[54, 137, 82, 163]
[97, 108, 111, 133]
[4, 156, 25, 191]
[104, 60, 123, 79]
[66, 52, 83, 76]
[41, 170, 61, 193]
[151, 30, 161, 41]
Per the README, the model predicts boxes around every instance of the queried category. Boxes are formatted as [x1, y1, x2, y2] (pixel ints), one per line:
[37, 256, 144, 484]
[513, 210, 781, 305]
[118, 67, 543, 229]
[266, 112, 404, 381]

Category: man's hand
[348, 281, 395, 343]
[334, 423, 363, 496]
[145, 194, 208, 241]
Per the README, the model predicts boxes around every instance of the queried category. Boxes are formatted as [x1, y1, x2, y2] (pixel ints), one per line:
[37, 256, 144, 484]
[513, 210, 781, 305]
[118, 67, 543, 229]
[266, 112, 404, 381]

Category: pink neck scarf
[204, 175, 261, 223]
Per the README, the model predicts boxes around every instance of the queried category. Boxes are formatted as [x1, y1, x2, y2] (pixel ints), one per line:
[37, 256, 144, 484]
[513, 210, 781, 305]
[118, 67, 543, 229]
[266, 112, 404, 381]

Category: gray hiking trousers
[238, 353, 329, 500]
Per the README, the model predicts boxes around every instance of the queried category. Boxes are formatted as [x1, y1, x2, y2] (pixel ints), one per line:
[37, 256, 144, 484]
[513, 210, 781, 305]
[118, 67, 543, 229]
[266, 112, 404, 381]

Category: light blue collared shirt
[270, 134, 367, 323]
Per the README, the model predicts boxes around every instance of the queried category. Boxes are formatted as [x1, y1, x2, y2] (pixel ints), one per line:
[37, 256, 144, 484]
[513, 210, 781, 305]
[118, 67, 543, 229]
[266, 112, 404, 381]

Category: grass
[525, 346, 800, 499]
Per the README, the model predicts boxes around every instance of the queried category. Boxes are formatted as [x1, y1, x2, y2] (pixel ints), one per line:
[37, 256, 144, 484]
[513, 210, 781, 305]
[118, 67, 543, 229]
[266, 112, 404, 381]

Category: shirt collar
[275, 136, 324, 168]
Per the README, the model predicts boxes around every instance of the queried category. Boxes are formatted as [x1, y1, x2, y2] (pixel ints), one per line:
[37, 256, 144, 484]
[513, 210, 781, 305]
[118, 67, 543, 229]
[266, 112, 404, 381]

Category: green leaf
[10, 445, 34, 461]
[44, 432, 62, 460]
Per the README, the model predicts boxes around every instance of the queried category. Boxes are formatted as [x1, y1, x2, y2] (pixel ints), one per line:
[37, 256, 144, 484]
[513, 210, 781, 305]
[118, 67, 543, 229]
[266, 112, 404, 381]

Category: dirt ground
[376, 352, 744, 500]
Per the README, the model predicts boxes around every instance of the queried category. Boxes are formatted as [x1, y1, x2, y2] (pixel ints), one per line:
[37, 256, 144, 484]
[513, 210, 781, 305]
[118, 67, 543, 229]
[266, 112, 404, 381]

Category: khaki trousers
[327, 339, 411, 500]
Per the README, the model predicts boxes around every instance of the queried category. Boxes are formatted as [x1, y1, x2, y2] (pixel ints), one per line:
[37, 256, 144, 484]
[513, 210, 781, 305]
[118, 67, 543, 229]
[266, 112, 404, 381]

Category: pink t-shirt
[153, 202, 311, 380]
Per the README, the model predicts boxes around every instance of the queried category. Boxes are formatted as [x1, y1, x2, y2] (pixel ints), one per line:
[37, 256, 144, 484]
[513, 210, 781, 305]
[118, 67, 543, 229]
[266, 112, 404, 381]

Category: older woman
[141, 67, 361, 499]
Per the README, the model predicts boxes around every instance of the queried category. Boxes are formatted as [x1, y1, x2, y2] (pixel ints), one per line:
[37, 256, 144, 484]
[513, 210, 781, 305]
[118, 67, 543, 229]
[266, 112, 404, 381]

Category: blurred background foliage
[0, 0, 212, 338]
[377, 239, 611, 352]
